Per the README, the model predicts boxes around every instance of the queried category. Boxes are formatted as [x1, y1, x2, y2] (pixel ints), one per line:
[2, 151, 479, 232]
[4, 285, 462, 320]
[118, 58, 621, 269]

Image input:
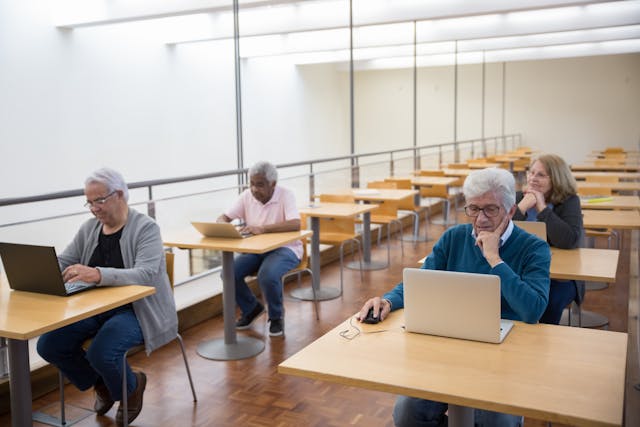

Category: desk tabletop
[583, 209, 640, 229]
[299, 202, 378, 218]
[577, 181, 640, 192]
[573, 171, 640, 180]
[409, 176, 460, 186]
[0, 279, 154, 340]
[279, 310, 626, 426]
[550, 247, 619, 282]
[417, 247, 619, 283]
[572, 164, 640, 172]
[325, 188, 418, 202]
[163, 229, 313, 253]
[580, 195, 640, 210]
[417, 168, 474, 177]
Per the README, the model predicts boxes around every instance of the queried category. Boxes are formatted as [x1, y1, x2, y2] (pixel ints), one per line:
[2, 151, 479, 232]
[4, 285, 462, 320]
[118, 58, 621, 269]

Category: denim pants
[37, 304, 144, 401]
[393, 396, 523, 427]
[234, 247, 299, 320]
[539, 279, 577, 325]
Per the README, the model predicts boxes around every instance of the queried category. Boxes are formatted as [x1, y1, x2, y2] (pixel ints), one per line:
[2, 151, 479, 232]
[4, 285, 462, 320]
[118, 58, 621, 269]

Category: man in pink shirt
[217, 161, 301, 337]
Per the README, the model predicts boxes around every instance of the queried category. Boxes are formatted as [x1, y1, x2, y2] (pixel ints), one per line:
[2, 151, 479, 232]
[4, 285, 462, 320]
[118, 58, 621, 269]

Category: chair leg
[339, 242, 345, 295]
[356, 239, 364, 281]
[59, 370, 66, 425]
[175, 334, 198, 402]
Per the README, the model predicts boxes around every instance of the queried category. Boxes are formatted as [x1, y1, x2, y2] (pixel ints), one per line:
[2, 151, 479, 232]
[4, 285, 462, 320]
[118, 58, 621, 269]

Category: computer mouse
[363, 306, 381, 324]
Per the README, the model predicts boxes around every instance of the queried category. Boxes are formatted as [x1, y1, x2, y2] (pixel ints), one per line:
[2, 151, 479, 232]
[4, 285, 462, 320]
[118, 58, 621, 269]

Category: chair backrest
[384, 179, 416, 210]
[319, 193, 355, 203]
[418, 170, 445, 177]
[302, 210, 357, 238]
[513, 220, 547, 241]
[165, 251, 175, 289]
[578, 186, 613, 196]
[420, 184, 449, 199]
[385, 178, 412, 189]
[585, 175, 619, 183]
[367, 181, 397, 189]
[604, 147, 625, 154]
[447, 163, 468, 169]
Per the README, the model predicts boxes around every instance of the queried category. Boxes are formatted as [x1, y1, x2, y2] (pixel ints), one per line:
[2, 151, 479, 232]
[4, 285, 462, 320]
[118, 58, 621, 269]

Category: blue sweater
[384, 223, 551, 324]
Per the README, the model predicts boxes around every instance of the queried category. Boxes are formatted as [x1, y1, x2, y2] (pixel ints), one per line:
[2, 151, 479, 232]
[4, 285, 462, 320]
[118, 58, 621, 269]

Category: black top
[513, 192, 583, 249]
[88, 226, 125, 269]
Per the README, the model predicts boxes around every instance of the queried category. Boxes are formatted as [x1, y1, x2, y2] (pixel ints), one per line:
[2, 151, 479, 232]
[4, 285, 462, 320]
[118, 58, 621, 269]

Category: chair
[314, 194, 364, 293]
[417, 170, 462, 227]
[578, 186, 619, 249]
[46, 252, 197, 427]
[365, 182, 405, 263]
[281, 238, 318, 320]
[384, 178, 424, 242]
[512, 220, 547, 241]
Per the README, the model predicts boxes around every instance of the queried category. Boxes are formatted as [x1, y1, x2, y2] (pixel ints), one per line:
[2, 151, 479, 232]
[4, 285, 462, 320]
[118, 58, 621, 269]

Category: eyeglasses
[84, 191, 117, 208]
[526, 171, 549, 180]
[464, 204, 501, 218]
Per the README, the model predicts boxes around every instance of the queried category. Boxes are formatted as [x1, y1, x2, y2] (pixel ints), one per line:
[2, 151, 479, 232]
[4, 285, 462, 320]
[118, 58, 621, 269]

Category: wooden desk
[582, 209, 640, 229]
[163, 229, 312, 360]
[321, 189, 417, 270]
[572, 163, 640, 172]
[296, 202, 378, 300]
[577, 181, 640, 194]
[418, 247, 619, 283]
[573, 171, 640, 181]
[580, 195, 640, 210]
[0, 279, 154, 427]
[467, 162, 502, 169]
[416, 168, 474, 178]
[279, 310, 626, 427]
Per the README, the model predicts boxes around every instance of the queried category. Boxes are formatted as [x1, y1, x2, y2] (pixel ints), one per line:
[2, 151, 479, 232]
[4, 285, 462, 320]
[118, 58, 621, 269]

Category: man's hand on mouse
[356, 297, 391, 323]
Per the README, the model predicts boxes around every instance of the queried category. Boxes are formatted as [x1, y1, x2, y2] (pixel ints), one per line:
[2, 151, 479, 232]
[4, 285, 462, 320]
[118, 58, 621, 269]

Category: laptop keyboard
[64, 280, 93, 293]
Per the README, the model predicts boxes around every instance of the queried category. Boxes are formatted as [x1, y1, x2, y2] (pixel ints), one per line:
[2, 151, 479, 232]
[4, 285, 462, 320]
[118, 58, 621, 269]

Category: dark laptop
[0, 242, 96, 296]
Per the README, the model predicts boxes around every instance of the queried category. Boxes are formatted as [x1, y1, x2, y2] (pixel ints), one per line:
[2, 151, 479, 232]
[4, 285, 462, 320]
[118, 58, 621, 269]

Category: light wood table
[279, 310, 626, 427]
[416, 168, 474, 178]
[580, 195, 640, 210]
[321, 189, 417, 270]
[419, 247, 619, 283]
[572, 163, 640, 172]
[577, 181, 640, 194]
[0, 278, 154, 427]
[163, 229, 311, 360]
[296, 202, 378, 300]
[582, 209, 640, 229]
[573, 171, 640, 181]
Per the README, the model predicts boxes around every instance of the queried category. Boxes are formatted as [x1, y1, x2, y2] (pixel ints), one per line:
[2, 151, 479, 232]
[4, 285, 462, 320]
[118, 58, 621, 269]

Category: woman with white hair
[37, 167, 177, 426]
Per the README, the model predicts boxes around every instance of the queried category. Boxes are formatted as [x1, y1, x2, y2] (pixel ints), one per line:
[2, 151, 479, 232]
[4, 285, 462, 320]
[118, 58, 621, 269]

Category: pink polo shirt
[225, 185, 302, 259]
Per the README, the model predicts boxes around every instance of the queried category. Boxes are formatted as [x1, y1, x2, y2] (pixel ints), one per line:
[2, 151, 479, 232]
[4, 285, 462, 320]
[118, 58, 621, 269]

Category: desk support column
[290, 218, 340, 301]
[348, 211, 387, 270]
[8, 339, 32, 427]
[196, 251, 265, 360]
[448, 404, 474, 427]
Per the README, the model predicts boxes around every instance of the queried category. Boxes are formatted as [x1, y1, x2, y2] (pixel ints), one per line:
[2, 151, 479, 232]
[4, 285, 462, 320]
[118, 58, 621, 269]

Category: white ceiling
[50, 0, 640, 68]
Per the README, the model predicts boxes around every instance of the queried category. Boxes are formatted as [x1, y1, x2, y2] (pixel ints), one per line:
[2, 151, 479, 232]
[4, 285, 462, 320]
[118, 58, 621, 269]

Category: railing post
[414, 147, 421, 171]
[438, 146, 443, 168]
[351, 158, 360, 188]
[309, 169, 315, 204]
[147, 186, 156, 220]
[390, 153, 395, 177]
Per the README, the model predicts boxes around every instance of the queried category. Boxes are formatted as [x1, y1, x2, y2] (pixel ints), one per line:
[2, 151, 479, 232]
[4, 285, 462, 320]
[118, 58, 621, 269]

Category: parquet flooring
[1, 211, 636, 427]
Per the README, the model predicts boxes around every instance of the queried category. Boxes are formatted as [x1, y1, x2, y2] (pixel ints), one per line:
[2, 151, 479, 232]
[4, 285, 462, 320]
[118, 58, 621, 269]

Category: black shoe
[269, 318, 284, 337]
[116, 371, 146, 426]
[236, 303, 265, 330]
[94, 381, 115, 415]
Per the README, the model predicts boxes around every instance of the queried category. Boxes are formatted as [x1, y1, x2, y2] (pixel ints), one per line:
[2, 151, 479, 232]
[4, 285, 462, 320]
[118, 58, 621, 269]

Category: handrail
[0, 134, 520, 211]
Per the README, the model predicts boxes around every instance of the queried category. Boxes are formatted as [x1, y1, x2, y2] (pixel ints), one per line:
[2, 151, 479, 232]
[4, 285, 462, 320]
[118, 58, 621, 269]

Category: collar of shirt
[470, 219, 514, 247]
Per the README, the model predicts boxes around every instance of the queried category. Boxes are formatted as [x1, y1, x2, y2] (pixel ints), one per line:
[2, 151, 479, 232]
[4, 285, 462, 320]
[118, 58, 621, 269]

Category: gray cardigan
[58, 208, 178, 354]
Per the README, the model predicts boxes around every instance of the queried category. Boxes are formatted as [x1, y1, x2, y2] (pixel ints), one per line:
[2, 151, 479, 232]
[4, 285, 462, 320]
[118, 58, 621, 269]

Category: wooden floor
[1, 211, 637, 427]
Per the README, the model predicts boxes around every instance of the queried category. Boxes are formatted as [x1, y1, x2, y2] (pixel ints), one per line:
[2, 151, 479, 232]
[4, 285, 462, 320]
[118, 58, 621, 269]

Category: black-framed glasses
[84, 191, 117, 208]
[464, 204, 501, 218]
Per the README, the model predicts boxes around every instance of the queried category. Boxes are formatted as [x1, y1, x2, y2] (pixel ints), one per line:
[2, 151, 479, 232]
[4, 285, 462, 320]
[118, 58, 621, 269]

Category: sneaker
[93, 380, 115, 415]
[269, 318, 284, 337]
[236, 303, 265, 330]
[115, 371, 146, 426]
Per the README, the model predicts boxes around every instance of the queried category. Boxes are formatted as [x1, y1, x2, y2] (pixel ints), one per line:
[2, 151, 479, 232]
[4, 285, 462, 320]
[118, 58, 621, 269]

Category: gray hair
[463, 168, 515, 210]
[249, 161, 278, 183]
[85, 167, 129, 202]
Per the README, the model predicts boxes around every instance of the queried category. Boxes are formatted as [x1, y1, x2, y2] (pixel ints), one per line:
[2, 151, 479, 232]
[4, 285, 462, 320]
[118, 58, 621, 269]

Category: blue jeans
[393, 396, 523, 427]
[234, 247, 299, 320]
[539, 279, 577, 325]
[37, 305, 144, 401]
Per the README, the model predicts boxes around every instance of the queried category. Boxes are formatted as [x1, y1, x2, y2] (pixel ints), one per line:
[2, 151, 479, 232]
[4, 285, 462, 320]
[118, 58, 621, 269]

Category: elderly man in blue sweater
[357, 167, 551, 427]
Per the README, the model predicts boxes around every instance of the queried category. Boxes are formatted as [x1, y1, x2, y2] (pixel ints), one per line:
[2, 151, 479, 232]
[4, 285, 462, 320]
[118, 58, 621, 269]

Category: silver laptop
[191, 221, 252, 238]
[0, 242, 96, 296]
[403, 268, 514, 344]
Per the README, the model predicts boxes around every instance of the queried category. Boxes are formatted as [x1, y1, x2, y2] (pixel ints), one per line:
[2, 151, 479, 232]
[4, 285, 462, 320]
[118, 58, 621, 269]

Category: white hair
[85, 167, 129, 202]
[249, 161, 278, 183]
[463, 168, 515, 210]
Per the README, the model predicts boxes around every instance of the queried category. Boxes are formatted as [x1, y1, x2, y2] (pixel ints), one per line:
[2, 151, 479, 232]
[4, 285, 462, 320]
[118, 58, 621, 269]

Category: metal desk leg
[196, 251, 265, 360]
[8, 339, 33, 427]
[290, 217, 340, 301]
[347, 212, 387, 270]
